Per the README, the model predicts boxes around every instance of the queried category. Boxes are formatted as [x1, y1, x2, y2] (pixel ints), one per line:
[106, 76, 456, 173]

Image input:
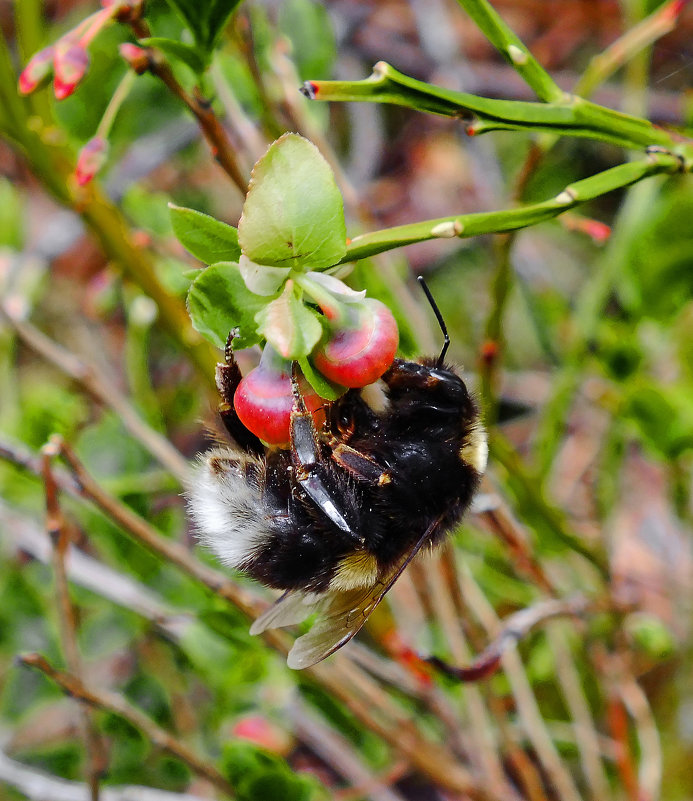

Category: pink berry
[313, 299, 399, 388]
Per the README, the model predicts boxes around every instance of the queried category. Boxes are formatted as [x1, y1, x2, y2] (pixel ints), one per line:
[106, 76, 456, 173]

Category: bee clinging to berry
[187, 278, 487, 669]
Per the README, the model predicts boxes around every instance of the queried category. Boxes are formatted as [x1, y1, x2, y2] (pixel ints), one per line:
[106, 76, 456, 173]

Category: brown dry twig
[128, 18, 248, 193]
[3, 309, 190, 484]
[425, 594, 589, 682]
[17, 653, 235, 798]
[41, 441, 107, 801]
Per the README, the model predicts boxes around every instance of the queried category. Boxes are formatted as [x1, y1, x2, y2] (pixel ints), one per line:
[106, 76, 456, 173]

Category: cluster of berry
[235, 287, 399, 446]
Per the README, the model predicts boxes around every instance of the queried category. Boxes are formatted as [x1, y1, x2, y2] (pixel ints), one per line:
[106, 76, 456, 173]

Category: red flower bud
[313, 299, 399, 388]
[75, 137, 109, 186]
[18, 46, 55, 95]
[53, 38, 89, 100]
[119, 42, 150, 74]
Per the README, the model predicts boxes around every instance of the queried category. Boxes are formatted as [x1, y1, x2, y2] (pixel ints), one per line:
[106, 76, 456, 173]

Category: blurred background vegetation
[0, 1, 692, 799]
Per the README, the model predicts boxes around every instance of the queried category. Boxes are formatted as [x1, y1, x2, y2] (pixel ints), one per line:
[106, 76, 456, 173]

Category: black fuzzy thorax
[240, 358, 481, 593]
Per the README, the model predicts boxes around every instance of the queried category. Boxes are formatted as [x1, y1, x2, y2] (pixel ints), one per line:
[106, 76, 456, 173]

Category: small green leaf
[163, 0, 242, 51]
[238, 133, 346, 271]
[187, 261, 265, 349]
[239, 255, 291, 296]
[298, 357, 345, 401]
[140, 38, 207, 74]
[255, 280, 322, 359]
[169, 203, 241, 264]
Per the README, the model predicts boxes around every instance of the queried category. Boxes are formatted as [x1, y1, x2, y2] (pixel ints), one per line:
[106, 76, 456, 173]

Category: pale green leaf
[170, 204, 241, 265]
[238, 133, 346, 271]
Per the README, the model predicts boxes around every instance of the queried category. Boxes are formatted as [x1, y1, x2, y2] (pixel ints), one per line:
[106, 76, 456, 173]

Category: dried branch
[424, 552, 517, 801]
[547, 624, 611, 800]
[41, 441, 106, 801]
[459, 568, 586, 801]
[128, 19, 247, 193]
[3, 308, 190, 484]
[17, 653, 235, 797]
[426, 594, 588, 682]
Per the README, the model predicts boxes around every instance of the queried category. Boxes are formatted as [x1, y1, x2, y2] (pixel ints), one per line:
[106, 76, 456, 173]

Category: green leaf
[298, 357, 345, 401]
[140, 38, 207, 74]
[255, 280, 322, 359]
[163, 0, 243, 52]
[238, 133, 346, 271]
[239, 254, 291, 296]
[169, 204, 241, 264]
[187, 261, 265, 349]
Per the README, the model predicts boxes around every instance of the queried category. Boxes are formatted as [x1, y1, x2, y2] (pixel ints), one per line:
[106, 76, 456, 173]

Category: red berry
[233, 348, 324, 446]
[313, 299, 398, 388]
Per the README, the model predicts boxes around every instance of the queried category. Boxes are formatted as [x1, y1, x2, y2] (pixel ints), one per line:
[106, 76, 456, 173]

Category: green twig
[303, 62, 677, 150]
[95, 68, 136, 140]
[341, 152, 684, 262]
[452, 0, 566, 103]
[0, 29, 217, 387]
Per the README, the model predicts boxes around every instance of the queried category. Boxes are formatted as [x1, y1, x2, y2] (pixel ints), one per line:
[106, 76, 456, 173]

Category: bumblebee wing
[250, 590, 323, 634]
[287, 519, 441, 670]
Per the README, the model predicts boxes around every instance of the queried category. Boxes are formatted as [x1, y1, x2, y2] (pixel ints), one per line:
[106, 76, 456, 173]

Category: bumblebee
[187, 289, 487, 669]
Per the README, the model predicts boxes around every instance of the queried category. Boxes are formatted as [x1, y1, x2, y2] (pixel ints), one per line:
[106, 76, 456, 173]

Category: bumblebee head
[380, 358, 478, 428]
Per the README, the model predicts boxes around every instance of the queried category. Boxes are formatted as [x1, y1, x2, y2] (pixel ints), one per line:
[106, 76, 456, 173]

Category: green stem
[452, 0, 565, 103]
[341, 152, 683, 263]
[0, 29, 217, 387]
[304, 62, 677, 150]
[95, 69, 136, 140]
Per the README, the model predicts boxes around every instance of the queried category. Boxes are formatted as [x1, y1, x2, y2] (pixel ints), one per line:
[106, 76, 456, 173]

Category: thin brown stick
[129, 19, 247, 193]
[460, 566, 585, 801]
[547, 624, 611, 801]
[4, 310, 190, 484]
[41, 442, 106, 801]
[424, 553, 517, 801]
[426, 593, 588, 682]
[18, 654, 235, 798]
[477, 475, 557, 596]
[438, 542, 549, 801]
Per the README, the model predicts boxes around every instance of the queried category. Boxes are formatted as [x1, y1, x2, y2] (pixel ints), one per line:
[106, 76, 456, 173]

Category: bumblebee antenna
[417, 275, 449, 367]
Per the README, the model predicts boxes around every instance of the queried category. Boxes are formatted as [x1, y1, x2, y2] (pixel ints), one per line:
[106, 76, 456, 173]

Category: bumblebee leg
[289, 371, 365, 544]
[330, 443, 391, 486]
[216, 330, 263, 455]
